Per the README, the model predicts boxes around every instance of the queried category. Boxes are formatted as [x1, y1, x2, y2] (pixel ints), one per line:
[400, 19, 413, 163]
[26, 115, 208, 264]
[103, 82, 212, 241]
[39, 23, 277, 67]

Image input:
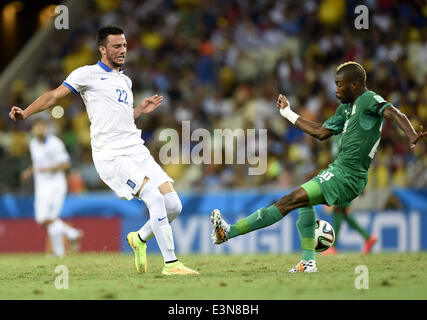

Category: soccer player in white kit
[21, 119, 82, 258]
[10, 25, 198, 275]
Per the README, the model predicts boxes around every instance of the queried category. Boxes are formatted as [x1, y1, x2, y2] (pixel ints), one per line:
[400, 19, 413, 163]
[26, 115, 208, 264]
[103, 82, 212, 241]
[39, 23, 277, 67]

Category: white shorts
[93, 145, 174, 200]
[34, 189, 66, 224]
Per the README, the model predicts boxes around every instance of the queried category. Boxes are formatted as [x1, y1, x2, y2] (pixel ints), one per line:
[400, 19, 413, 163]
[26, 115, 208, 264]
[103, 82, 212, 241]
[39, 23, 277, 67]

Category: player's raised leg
[137, 182, 182, 243]
[129, 183, 183, 274]
[211, 186, 311, 244]
[211, 181, 325, 272]
[129, 178, 198, 275]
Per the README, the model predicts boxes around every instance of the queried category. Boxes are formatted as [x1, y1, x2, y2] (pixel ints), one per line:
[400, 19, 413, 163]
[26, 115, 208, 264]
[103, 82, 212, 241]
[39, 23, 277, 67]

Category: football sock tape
[228, 205, 283, 238]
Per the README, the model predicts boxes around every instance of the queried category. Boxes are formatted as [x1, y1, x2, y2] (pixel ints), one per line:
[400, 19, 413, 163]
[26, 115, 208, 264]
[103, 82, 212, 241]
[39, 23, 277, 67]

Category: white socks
[137, 181, 177, 262]
[47, 219, 80, 257]
[56, 219, 80, 240]
[47, 220, 65, 257]
[138, 191, 182, 242]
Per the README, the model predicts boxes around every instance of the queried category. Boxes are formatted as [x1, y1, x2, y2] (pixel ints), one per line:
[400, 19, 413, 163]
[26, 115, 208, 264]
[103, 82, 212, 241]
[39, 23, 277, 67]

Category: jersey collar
[97, 60, 124, 73]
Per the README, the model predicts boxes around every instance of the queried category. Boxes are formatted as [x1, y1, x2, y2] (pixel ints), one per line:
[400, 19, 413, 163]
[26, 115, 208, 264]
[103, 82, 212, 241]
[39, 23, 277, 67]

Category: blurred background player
[322, 133, 377, 256]
[9, 25, 198, 275]
[21, 118, 83, 258]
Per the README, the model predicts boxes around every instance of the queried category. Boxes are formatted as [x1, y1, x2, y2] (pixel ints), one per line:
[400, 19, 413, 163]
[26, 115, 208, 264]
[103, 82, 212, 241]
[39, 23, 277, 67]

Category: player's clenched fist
[277, 94, 299, 125]
[9, 106, 26, 122]
[276, 94, 290, 110]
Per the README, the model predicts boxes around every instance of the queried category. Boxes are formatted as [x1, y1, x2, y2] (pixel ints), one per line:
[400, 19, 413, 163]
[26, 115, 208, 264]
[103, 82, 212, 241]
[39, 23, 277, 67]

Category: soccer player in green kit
[211, 61, 426, 272]
[322, 133, 377, 256]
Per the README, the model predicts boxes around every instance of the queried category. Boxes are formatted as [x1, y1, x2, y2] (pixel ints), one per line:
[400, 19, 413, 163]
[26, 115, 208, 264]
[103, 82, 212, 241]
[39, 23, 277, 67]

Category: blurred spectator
[0, 0, 425, 193]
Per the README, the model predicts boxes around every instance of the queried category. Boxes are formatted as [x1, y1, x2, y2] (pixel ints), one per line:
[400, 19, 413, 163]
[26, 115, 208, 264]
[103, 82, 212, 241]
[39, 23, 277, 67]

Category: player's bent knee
[164, 191, 182, 221]
[136, 177, 150, 199]
[277, 193, 296, 209]
[138, 180, 164, 210]
[276, 188, 309, 213]
[39, 219, 54, 227]
[158, 181, 175, 195]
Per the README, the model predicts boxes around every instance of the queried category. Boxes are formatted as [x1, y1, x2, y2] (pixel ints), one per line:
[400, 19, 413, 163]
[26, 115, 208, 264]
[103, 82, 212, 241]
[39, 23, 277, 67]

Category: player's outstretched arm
[383, 105, 426, 149]
[134, 94, 164, 119]
[9, 84, 71, 122]
[277, 94, 333, 141]
[38, 162, 71, 173]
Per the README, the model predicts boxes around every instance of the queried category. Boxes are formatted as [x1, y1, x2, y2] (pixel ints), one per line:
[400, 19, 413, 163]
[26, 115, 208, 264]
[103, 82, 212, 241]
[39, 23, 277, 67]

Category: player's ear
[351, 81, 359, 90]
[99, 45, 106, 56]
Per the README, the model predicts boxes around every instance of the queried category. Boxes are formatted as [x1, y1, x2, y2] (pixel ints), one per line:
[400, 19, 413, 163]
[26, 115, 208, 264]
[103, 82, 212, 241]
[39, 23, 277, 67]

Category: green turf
[0, 252, 426, 299]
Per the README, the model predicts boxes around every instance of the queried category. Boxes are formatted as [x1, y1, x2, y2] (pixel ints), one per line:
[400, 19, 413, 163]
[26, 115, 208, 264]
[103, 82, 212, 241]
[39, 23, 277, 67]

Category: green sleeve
[362, 93, 392, 116]
[358, 93, 392, 130]
[323, 104, 346, 135]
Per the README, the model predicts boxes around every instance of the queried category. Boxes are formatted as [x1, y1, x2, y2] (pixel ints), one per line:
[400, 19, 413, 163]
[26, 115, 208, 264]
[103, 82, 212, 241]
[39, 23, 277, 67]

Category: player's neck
[37, 135, 47, 143]
[351, 88, 368, 103]
[100, 58, 120, 72]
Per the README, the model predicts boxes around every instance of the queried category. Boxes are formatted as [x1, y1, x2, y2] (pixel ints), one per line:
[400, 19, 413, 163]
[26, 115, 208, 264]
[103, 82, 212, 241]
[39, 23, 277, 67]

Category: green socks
[333, 209, 370, 247]
[332, 211, 345, 246]
[296, 207, 316, 261]
[345, 214, 370, 240]
[228, 205, 283, 239]
[227, 204, 318, 263]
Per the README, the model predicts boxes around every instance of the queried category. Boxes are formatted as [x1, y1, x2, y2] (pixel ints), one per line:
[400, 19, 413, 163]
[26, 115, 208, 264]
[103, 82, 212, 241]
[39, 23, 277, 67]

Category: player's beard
[336, 89, 353, 103]
[106, 53, 125, 68]
[336, 94, 348, 103]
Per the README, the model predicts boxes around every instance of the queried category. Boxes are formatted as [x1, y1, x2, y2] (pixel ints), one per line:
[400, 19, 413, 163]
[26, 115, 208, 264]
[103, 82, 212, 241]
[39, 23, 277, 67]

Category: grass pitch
[0, 252, 426, 300]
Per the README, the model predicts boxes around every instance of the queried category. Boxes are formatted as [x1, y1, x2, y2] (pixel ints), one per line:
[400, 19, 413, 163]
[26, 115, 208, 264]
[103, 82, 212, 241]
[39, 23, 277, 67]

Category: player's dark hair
[336, 61, 367, 85]
[32, 118, 47, 127]
[96, 25, 124, 46]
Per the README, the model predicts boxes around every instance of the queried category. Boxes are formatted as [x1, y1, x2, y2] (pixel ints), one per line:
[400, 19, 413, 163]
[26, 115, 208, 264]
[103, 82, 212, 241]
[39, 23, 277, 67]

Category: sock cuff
[137, 233, 146, 243]
[163, 191, 178, 199]
[301, 237, 316, 251]
[165, 259, 178, 264]
[267, 205, 283, 221]
[298, 207, 315, 215]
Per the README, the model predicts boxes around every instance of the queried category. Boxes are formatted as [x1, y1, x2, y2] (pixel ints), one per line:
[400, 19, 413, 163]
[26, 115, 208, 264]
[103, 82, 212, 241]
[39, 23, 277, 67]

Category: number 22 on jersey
[116, 89, 128, 104]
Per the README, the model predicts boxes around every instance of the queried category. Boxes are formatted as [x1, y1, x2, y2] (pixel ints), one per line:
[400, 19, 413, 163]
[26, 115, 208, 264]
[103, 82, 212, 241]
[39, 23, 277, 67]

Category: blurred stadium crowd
[0, 0, 426, 194]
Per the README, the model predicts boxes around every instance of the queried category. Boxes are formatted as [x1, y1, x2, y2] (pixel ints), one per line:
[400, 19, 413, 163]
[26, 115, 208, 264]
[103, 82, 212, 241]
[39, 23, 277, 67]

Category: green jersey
[323, 90, 391, 178]
[330, 133, 342, 160]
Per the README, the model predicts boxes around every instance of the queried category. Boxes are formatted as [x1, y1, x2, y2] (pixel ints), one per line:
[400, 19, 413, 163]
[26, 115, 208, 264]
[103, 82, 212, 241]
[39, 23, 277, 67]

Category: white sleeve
[52, 137, 70, 165]
[29, 140, 36, 164]
[124, 76, 132, 90]
[63, 66, 90, 94]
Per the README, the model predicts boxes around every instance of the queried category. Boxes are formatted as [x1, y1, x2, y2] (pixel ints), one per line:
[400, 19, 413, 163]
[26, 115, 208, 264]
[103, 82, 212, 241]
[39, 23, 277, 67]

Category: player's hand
[410, 125, 427, 149]
[9, 106, 26, 122]
[21, 168, 32, 182]
[277, 94, 290, 110]
[140, 94, 163, 114]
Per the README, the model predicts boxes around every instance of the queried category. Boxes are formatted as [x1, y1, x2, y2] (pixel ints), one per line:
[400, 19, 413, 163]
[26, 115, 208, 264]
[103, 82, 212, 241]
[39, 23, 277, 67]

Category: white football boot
[210, 209, 230, 244]
[288, 260, 317, 273]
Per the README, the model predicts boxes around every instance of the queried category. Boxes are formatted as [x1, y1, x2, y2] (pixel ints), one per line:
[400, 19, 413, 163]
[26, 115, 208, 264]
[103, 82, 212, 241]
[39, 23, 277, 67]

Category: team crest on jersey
[126, 179, 136, 189]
